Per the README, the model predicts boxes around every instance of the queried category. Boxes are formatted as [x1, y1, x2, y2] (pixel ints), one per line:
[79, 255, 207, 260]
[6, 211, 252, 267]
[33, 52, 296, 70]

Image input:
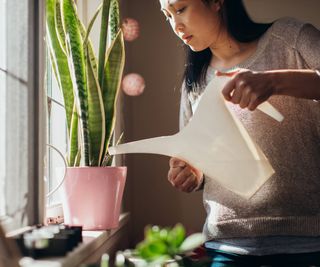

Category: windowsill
[19, 212, 130, 267]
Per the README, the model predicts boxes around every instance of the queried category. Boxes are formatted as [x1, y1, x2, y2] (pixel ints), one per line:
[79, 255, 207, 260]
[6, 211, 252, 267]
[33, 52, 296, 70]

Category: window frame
[1, 0, 46, 231]
[28, 0, 46, 227]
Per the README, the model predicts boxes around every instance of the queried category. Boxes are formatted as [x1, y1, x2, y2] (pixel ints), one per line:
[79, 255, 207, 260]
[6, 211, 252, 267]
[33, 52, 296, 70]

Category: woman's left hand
[217, 70, 276, 110]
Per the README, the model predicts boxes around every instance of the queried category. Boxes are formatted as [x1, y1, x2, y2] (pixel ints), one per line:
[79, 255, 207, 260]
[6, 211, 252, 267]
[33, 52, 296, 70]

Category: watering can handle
[46, 144, 67, 198]
[215, 70, 284, 122]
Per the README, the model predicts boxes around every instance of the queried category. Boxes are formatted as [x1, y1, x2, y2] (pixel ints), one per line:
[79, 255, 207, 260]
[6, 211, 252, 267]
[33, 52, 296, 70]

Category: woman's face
[160, 0, 223, 51]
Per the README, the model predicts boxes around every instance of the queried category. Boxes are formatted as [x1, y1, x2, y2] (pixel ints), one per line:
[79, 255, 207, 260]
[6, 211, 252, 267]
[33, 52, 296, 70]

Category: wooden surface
[0, 224, 21, 267]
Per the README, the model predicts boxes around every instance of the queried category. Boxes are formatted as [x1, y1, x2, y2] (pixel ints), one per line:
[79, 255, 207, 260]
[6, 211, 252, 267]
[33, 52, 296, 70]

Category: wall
[122, 0, 320, 246]
[244, 0, 320, 27]
[122, 0, 205, 245]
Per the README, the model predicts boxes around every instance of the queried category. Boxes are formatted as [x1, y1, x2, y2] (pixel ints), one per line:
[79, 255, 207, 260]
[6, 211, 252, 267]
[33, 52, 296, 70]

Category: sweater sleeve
[296, 23, 320, 70]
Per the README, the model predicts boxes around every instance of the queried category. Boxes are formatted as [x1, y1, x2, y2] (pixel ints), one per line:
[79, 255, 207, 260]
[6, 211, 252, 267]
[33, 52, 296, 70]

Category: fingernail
[173, 161, 186, 168]
[178, 162, 186, 167]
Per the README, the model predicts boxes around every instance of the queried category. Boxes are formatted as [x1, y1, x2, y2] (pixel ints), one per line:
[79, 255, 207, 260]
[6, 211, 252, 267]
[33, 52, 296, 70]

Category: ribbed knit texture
[179, 17, 320, 240]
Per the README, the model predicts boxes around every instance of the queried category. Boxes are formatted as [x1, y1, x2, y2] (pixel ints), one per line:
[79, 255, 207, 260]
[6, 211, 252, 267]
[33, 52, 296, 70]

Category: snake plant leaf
[98, 0, 111, 86]
[109, 0, 120, 42]
[83, 4, 102, 47]
[74, 149, 81, 167]
[74, 2, 100, 75]
[46, 0, 74, 133]
[74, 135, 82, 167]
[85, 44, 106, 166]
[102, 30, 125, 164]
[48, 49, 60, 90]
[62, 0, 90, 166]
[102, 131, 123, 166]
[55, 0, 67, 53]
[68, 102, 79, 166]
[82, 5, 106, 166]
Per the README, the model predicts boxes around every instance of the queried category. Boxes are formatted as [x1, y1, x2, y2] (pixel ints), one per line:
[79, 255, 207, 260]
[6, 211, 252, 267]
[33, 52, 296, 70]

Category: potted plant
[46, 0, 127, 230]
[121, 224, 210, 267]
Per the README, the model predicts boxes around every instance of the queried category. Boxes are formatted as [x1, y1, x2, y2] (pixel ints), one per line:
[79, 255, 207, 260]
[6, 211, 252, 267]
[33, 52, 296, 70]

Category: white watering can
[109, 76, 283, 198]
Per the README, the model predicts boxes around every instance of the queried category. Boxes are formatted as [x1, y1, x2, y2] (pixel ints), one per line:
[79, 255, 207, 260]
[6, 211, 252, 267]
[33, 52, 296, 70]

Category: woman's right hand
[168, 157, 203, 193]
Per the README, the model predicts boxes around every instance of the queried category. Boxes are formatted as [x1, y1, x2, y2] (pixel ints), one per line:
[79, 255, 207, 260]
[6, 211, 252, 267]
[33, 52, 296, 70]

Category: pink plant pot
[61, 167, 127, 230]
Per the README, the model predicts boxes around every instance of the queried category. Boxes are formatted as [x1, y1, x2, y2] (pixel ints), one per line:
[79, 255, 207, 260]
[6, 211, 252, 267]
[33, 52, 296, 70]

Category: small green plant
[46, 0, 124, 167]
[133, 224, 206, 266]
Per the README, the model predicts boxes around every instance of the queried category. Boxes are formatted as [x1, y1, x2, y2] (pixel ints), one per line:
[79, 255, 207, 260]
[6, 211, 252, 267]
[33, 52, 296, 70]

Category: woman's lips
[182, 35, 193, 44]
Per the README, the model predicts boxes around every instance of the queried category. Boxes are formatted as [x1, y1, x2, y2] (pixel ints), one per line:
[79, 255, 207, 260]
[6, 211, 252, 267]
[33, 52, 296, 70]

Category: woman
[160, 0, 320, 266]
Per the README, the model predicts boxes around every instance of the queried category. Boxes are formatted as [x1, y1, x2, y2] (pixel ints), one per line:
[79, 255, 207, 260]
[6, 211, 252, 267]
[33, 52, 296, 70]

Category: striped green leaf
[75, 2, 100, 75]
[109, 0, 120, 42]
[85, 44, 106, 166]
[82, 4, 106, 166]
[55, 0, 67, 52]
[46, 0, 74, 133]
[68, 102, 79, 166]
[62, 0, 90, 166]
[98, 0, 111, 86]
[102, 30, 125, 164]
[74, 149, 81, 167]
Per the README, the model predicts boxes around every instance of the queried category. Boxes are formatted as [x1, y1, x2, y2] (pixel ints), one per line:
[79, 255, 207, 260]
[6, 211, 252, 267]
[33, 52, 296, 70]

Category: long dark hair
[184, 0, 272, 93]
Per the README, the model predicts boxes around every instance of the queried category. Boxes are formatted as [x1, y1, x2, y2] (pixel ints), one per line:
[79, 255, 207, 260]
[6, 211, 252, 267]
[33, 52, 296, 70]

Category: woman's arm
[270, 69, 320, 100]
[221, 69, 320, 111]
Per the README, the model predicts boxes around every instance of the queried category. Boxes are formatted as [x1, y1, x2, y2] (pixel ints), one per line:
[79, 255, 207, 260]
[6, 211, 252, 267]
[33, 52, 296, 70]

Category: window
[0, 0, 45, 231]
[0, 0, 7, 218]
[46, 57, 68, 206]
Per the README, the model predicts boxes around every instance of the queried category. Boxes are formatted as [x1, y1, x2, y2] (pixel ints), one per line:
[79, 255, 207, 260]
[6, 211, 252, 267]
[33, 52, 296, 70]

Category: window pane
[0, 0, 6, 217]
[47, 58, 67, 205]
[0, 0, 6, 69]
[7, 1, 28, 81]
[5, 78, 29, 225]
[1, 0, 30, 230]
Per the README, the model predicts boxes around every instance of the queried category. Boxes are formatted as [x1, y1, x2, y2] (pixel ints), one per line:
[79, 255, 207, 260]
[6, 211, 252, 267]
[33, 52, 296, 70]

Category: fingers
[221, 71, 266, 110]
[218, 70, 241, 101]
[181, 171, 198, 192]
[168, 158, 202, 193]
[239, 86, 251, 109]
[230, 80, 245, 104]
[172, 166, 194, 187]
[221, 78, 236, 101]
[169, 157, 186, 168]
[173, 168, 197, 192]
[248, 94, 261, 111]
[167, 165, 184, 186]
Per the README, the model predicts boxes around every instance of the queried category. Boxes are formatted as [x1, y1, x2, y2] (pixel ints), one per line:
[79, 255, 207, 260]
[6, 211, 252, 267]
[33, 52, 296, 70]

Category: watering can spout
[108, 136, 175, 157]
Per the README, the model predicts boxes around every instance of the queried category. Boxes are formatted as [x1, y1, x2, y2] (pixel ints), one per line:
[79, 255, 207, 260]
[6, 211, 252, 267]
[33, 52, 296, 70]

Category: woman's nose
[171, 17, 184, 35]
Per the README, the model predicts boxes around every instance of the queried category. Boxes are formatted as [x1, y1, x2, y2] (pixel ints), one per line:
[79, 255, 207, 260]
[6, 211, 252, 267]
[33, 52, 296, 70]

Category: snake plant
[46, 0, 125, 166]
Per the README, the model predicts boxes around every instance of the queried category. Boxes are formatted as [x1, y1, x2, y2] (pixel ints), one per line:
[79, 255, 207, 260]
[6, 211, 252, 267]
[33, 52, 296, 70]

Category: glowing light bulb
[122, 18, 140, 42]
[122, 73, 145, 96]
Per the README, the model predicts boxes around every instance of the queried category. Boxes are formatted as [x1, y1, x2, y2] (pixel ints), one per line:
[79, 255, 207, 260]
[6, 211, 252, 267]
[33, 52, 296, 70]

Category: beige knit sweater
[179, 17, 320, 240]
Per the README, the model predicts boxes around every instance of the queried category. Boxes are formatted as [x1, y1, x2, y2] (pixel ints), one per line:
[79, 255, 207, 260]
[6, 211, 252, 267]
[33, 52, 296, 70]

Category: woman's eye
[162, 11, 171, 21]
[176, 7, 186, 14]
